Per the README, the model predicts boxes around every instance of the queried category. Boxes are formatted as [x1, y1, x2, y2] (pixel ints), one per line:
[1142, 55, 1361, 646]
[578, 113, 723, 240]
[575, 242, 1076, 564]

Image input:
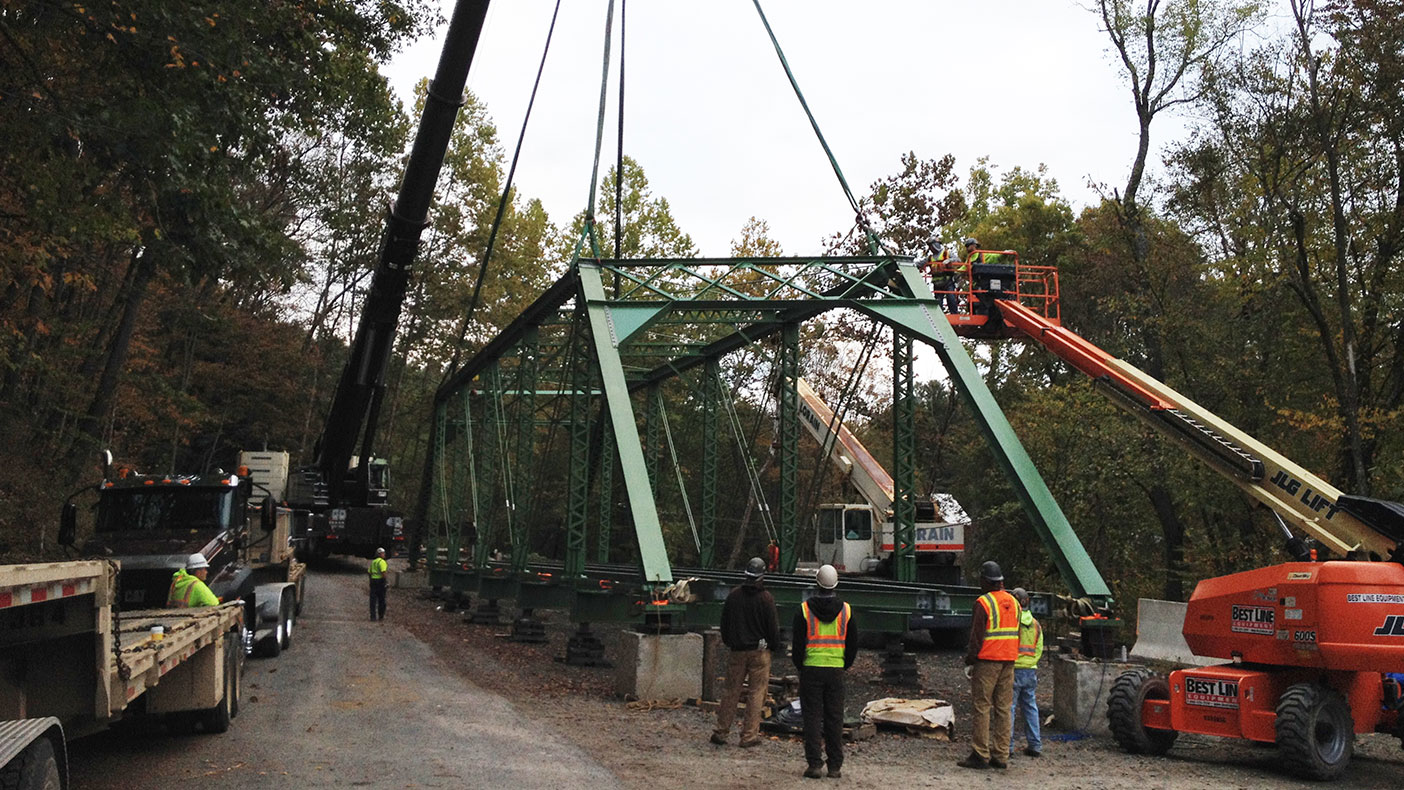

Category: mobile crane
[796, 377, 968, 584]
[931, 249, 1404, 779]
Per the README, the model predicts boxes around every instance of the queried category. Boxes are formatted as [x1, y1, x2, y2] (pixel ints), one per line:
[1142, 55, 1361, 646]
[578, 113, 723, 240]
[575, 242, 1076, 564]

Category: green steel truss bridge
[419, 251, 1112, 635]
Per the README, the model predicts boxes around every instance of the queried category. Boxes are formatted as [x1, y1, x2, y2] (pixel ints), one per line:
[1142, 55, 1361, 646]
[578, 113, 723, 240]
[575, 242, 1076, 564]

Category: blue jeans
[1010, 667, 1042, 753]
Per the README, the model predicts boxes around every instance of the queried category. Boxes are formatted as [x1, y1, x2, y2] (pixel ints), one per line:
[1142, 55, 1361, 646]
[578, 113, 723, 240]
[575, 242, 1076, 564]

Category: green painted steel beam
[892, 333, 917, 582]
[701, 359, 720, 568]
[579, 263, 674, 584]
[564, 312, 592, 578]
[860, 262, 1111, 600]
[779, 323, 799, 573]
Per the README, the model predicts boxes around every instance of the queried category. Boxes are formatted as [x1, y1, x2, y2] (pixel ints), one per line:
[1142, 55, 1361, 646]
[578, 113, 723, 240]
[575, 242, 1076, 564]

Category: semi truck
[1, 560, 244, 788]
[70, 452, 305, 658]
[796, 377, 968, 584]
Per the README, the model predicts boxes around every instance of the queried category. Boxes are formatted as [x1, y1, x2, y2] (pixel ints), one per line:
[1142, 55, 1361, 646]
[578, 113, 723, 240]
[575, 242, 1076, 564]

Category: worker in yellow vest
[1008, 587, 1044, 758]
[791, 564, 857, 780]
[167, 553, 219, 608]
[369, 547, 389, 621]
[958, 560, 1020, 770]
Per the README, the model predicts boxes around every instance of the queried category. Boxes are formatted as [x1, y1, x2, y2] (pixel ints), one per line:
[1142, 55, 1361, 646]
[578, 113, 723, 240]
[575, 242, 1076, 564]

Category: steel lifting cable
[451, 0, 563, 368]
[614, 0, 627, 261]
[581, 0, 617, 257]
[490, 373, 516, 538]
[716, 365, 778, 542]
[750, 0, 883, 253]
[654, 388, 701, 554]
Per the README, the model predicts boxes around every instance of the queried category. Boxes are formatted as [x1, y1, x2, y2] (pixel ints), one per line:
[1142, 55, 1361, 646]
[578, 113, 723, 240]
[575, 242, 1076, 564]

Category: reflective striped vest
[1015, 609, 1044, 669]
[802, 600, 851, 668]
[167, 569, 219, 608]
[976, 590, 1020, 661]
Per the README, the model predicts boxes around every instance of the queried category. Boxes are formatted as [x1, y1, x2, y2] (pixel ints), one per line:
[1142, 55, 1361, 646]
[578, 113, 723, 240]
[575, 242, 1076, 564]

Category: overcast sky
[384, 1, 1190, 258]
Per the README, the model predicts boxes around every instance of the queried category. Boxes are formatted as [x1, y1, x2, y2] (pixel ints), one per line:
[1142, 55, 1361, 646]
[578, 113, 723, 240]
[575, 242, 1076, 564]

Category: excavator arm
[995, 298, 1402, 559]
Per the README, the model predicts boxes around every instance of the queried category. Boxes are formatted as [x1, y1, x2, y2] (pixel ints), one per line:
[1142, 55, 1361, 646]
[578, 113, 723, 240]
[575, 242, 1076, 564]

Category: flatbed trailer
[1, 560, 243, 788]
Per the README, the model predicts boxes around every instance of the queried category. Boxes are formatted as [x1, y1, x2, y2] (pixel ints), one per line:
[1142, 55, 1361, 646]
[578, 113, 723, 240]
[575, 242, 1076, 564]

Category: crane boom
[795, 377, 894, 514]
[995, 298, 1400, 559]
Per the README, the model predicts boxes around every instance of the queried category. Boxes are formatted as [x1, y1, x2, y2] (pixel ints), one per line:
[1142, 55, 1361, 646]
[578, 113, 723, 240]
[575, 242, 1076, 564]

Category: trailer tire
[1276, 682, 1353, 780]
[1107, 669, 1177, 756]
[200, 635, 236, 734]
[0, 736, 60, 790]
[279, 591, 295, 651]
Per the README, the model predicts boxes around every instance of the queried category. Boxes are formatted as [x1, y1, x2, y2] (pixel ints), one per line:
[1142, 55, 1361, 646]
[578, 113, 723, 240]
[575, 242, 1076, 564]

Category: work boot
[709, 732, 727, 746]
[803, 765, 823, 779]
[1024, 747, 1042, 757]
[956, 752, 989, 770]
[826, 767, 842, 778]
[989, 757, 1008, 770]
[738, 737, 762, 748]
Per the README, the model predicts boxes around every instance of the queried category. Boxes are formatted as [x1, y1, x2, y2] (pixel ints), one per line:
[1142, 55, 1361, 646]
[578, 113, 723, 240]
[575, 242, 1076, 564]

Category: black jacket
[720, 580, 781, 652]
[791, 592, 858, 670]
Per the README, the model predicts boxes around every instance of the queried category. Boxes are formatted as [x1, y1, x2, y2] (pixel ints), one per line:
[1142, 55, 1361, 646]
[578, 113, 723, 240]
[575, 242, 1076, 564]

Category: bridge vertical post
[565, 312, 592, 578]
[511, 330, 538, 573]
[701, 359, 720, 568]
[778, 322, 800, 573]
[645, 383, 662, 494]
[426, 400, 447, 570]
[595, 409, 614, 564]
[892, 333, 917, 582]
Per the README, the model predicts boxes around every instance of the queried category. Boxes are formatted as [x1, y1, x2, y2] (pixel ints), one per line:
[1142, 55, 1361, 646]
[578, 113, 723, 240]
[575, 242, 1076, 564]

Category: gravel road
[67, 559, 621, 789]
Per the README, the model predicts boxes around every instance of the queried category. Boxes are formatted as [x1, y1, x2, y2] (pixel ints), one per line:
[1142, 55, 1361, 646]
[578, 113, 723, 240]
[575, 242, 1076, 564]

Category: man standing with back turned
[793, 564, 857, 779]
[958, 560, 1020, 770]
[712, 557, 782, 748]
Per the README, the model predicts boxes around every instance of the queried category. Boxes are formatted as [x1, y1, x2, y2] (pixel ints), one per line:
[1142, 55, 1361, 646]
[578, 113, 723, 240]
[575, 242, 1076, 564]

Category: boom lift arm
[994, 298, 1404, 559]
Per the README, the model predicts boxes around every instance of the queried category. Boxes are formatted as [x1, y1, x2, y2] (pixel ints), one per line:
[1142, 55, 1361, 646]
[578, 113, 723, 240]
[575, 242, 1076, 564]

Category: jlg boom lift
[930, 249, 1404, 779]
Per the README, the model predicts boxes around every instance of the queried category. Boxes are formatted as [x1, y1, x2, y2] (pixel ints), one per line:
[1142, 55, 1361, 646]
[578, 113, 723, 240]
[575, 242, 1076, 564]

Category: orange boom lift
[926, 249, 1404, 780]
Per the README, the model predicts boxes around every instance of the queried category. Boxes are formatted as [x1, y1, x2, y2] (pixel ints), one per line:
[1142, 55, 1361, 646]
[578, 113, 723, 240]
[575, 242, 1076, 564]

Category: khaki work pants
[714, 649, 772, 743]
[969, 659, 1015, 761]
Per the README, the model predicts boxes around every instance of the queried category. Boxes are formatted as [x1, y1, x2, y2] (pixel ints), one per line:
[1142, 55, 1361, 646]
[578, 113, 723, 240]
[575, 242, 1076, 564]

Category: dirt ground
[392, 575, 1404, 789]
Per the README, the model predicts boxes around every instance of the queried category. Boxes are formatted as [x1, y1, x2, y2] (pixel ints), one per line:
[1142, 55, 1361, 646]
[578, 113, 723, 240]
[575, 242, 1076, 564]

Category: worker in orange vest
[765, 539, 780, 573]
[958, 560, 1020, 770]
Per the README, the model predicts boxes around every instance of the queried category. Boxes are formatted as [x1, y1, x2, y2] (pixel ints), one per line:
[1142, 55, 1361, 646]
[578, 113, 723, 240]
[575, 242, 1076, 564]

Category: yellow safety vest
[167, 569, 219, 608]
[1015, 609, 1044, 669]
[801, 600, 851, 668]
[976, 590, 1020, 661]
[369, 557, 388, 580]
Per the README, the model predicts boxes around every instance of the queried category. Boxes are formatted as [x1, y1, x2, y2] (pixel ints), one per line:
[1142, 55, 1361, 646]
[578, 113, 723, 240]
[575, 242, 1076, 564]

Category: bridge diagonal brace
[579, 263, 674, 584]
[860, 262, 1111, 601]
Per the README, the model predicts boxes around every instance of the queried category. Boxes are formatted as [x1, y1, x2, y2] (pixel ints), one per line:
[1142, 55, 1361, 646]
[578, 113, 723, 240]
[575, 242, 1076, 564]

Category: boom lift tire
[1275, 682, 1353, 780]
[1107, 669, 1178, 755]
[0, 736, 61, 790]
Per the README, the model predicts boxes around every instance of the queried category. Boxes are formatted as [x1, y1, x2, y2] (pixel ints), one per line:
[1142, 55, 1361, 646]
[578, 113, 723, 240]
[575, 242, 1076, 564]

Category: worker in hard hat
[711, 557, 781, 748]
[921, 236, 962, 314]
[791, 564, 857, 780]
[369, 547, 389, 622]
[958, 560, 1020, 770]
[167, 553, 219, 608]
[1008, 587, 1044, 758]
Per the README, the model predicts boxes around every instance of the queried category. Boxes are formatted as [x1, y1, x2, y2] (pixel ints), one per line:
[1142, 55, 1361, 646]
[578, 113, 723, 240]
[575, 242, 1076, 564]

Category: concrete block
[1130, 598, 1216, 667]
[616, 631, 703, 701]
[390, 570, 428, 589]
[1051, 655, 1137, 736]
[701, 629, 724, 702]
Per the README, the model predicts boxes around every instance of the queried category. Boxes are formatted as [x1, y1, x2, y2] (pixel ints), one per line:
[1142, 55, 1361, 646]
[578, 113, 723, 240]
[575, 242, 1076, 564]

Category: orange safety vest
[976, 590, 1020, 661]
[801, 600, 851, 668]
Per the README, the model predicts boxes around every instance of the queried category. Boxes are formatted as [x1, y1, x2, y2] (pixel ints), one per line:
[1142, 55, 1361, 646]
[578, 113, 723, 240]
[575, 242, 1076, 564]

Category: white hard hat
[817, 564, 839, 590]
[187, 553, 210, 570]
[376, 547, 386, 556]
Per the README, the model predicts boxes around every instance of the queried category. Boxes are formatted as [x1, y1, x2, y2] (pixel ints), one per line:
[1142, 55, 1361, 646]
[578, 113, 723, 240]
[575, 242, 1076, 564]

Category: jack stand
[880, 637, 920, 686]
[510, 608, 548, 643]
[565, 622, 611, 667]
[466, 597, 502, 625]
